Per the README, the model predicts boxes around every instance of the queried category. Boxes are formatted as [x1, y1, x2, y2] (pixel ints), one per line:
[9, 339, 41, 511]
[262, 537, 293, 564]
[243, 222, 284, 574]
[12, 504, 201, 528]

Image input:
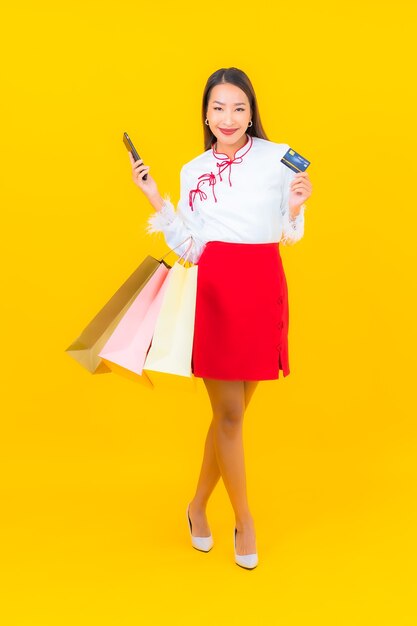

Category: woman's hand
[289, 171, 313, 213]
[128, 151, 159, 199]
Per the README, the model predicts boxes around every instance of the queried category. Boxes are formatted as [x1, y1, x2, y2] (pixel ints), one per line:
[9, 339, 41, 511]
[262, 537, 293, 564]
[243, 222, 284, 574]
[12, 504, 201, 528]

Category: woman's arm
[145, 165, 207, 263]
[147, 192, 164, 213]
[279, 160, 306, 245]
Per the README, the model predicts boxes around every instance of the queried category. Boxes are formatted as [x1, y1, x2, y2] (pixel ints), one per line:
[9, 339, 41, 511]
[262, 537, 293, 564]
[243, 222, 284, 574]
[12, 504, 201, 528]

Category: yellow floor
[1, 388, 415, 625]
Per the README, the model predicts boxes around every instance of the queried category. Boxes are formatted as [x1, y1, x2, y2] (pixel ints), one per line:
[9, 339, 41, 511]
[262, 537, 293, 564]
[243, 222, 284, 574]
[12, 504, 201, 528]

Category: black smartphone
[123, 132, 147, 180]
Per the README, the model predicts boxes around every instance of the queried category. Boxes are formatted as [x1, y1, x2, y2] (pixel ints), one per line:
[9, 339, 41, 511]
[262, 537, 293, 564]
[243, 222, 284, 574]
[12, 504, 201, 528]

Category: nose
[221, 110, 233, 124]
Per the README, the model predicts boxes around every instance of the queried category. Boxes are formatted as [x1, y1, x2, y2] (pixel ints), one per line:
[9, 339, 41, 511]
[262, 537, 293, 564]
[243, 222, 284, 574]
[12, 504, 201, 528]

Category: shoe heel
[186, 503, 213, 552]
[234, 527, 258, 569]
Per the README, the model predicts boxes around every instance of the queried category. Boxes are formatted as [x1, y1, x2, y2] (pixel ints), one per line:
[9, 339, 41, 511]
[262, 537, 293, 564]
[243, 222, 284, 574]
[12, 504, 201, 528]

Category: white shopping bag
[143, 237, 198, 391]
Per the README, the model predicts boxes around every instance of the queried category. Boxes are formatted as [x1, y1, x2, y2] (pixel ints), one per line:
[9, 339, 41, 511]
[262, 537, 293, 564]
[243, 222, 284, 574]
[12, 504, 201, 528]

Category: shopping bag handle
[160, 236, 195, 266]
[177, 237, 195, 266]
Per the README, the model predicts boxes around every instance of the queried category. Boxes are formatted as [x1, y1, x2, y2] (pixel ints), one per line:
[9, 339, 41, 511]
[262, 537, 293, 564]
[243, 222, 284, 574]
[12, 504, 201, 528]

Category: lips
[219, 128, 238, 135]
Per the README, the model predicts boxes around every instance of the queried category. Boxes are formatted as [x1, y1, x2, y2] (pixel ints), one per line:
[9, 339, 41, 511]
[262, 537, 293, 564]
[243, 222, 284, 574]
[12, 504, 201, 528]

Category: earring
[248, 120, 253, 127]
[205, 119, 210, 125]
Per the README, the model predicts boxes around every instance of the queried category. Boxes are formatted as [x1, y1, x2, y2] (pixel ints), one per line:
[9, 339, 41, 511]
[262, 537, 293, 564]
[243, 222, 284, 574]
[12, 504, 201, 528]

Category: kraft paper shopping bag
[65, 255, 168, 379]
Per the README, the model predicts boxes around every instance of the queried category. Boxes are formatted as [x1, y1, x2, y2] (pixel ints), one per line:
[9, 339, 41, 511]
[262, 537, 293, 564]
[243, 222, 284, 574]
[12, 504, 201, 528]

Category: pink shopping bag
[98, 237, 192, 384]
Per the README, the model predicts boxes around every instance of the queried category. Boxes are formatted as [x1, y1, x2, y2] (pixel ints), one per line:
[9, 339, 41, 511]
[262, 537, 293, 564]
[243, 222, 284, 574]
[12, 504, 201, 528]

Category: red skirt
[191, 241, 290, 381]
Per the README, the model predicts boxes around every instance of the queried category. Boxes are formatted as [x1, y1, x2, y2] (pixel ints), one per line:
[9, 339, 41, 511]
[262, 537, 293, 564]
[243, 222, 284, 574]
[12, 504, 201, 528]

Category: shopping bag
[143, 237, 198, 392]
[97, 237, 196, 386]
[97, 262, 170, 382]
[65, 254, 168, 380]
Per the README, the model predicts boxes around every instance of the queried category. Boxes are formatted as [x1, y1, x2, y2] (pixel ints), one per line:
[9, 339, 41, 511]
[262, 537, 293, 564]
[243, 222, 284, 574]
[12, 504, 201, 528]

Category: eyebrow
[212, 100, 247, 106]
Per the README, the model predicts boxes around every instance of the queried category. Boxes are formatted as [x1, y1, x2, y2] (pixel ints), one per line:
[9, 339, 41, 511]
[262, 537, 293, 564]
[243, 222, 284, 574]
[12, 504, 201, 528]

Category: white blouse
[145, 133, 307, 264]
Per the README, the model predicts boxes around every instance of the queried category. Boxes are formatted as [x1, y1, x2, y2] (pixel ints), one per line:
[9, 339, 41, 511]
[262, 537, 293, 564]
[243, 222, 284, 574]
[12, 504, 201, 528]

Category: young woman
[128, 67, 313, 570]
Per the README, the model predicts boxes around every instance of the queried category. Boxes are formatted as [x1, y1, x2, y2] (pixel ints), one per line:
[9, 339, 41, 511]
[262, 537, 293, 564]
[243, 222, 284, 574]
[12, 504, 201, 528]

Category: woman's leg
[203, 379, 259, 555]
[187, 419, 219, 537]
[188, 381, 258, 538]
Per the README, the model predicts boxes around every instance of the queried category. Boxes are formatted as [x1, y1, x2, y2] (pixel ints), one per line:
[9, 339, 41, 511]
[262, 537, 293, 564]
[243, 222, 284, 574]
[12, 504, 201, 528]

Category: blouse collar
[187, 133, 254, 211]
[211, 132, 253, 161]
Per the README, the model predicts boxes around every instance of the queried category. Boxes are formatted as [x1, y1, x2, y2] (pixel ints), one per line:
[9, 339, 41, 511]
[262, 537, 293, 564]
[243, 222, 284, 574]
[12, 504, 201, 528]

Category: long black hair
[202, 67, 270, 151]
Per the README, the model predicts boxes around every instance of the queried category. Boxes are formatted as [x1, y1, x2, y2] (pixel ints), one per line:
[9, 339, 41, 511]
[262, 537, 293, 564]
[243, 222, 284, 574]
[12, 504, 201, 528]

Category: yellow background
[1, 0, 416, 624]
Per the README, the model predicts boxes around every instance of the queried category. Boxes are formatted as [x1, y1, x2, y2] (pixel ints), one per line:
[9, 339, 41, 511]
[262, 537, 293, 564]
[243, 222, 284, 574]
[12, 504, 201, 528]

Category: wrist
[147, 192, 164, 212]
[289, 207, 301, 221]
[289, 202, 305, 220]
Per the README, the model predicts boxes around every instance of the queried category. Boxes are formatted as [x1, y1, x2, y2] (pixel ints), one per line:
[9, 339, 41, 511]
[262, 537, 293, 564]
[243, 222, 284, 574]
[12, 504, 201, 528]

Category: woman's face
[206, 83, 252, 149]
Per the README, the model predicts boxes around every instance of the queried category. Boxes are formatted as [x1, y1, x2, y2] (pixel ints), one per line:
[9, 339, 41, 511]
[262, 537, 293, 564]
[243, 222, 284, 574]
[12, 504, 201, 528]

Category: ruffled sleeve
[145, 165, 207, 264]
[279, 156, 306, 245]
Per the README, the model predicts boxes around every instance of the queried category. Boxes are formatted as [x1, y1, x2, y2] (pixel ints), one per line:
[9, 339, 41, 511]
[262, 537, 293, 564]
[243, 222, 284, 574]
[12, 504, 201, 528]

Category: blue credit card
[281, 147, 310, 173]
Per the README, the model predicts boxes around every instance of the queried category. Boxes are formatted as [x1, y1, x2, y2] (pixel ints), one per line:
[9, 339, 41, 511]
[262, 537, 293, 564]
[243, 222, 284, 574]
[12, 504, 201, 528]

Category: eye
[214, 107, 246, 112]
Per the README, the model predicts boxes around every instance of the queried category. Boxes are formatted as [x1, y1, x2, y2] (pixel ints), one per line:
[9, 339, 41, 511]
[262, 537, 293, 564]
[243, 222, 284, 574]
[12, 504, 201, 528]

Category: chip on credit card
[281, 147, 310, 173]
